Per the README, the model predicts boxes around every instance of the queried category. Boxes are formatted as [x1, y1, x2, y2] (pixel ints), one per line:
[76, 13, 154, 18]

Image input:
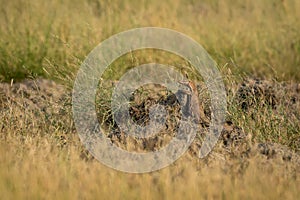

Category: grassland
[0, 0, 300, 199]
[1, 0, 300, 82]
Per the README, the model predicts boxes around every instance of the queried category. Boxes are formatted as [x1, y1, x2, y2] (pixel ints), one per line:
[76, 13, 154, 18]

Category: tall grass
[0, 135, 299, 200]
[0, 0, 299, 82]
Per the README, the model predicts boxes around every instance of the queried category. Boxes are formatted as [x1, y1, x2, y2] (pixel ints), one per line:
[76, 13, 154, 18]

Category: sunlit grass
[1, 0, 300, 199]
[0, 135, 299, 200]
[0, 0, 299, 82]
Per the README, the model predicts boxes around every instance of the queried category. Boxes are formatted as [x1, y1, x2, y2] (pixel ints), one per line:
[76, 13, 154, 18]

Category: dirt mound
[1, 78, 299, 166]
[233, 78, 300, 149]
[235, 78, 300, 112]
[0, 79, 66, 111]
[97, 79, 300, 165]
[0, 79, 73, 141]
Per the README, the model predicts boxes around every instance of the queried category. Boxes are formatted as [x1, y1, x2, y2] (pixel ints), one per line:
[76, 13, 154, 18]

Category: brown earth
[0, 78, 299, 170]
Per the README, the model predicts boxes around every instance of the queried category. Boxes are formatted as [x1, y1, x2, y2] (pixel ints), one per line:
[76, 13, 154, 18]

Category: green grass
[0, 0, 300, 82]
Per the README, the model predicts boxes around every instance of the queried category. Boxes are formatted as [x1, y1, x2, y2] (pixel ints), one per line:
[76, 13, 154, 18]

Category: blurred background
[0, 0, 299, 82]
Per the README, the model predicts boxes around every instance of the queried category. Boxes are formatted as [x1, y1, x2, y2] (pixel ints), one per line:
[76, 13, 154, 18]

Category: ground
[0, 78, 299, 199]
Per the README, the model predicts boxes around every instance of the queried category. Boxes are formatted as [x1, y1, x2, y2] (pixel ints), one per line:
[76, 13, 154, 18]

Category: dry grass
[1, 135, 299, 200]
[0, 0, 300, 199]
